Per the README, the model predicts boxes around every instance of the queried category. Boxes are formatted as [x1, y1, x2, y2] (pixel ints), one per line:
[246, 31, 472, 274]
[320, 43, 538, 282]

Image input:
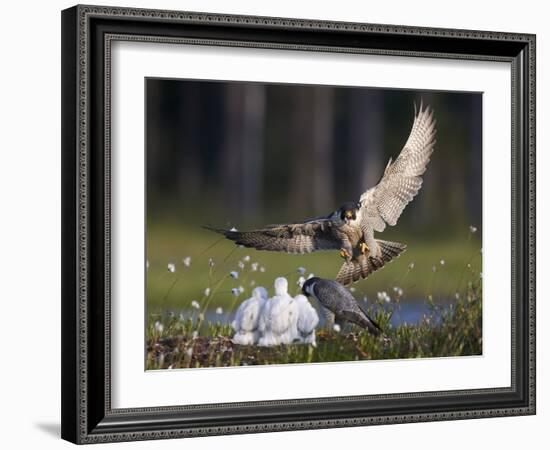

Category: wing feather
[205, 219, 341, 254]
[358, 103, 436, 233]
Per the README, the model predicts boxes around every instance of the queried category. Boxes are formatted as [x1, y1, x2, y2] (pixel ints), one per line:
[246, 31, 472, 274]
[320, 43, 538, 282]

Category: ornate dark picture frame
[61, 4, 536, 444]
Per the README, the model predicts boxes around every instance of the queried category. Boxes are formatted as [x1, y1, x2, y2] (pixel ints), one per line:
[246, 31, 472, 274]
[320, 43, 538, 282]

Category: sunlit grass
[146, 276, 481, 369]
[146, 222, 482, 312]
[145, 224, 482, 369]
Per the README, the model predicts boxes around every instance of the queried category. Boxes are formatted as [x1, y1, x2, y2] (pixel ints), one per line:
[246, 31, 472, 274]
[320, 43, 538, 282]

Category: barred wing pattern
[358, 104, 436, 235]
[206, 220, 341, 254]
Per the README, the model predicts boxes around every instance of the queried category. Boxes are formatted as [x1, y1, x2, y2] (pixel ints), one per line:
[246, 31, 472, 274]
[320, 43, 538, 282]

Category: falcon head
[302, 277, 320, 297]
[338, 201, 359, 223]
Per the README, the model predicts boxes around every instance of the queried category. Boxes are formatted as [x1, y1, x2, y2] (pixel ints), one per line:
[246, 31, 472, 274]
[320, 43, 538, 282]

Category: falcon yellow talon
[339, 248, 351, 260]
[360, 242, 369, 254]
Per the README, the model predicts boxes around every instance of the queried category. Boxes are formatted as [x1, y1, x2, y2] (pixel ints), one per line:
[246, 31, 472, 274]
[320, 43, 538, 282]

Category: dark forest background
[146, 79, 481, 234]
[145, 79, 482, 308]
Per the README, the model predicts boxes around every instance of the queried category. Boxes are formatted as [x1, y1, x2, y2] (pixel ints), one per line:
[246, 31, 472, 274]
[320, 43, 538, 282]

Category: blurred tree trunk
[288, 87, 335, 216]
[311, 87, 335, 213]
[468, 95, 482, 229]
[177, 83, 202, 201]
[146, 80, 162, 193]
[348, 90, 384, 199]
[288, 89, 314, 216]
[220, 83, 266, 223]
[241, 84, 266, 221]
[220, 84, 245, 222]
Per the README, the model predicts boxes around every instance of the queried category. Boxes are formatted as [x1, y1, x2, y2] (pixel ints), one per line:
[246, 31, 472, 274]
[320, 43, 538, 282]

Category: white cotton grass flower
[333, 324, 341, 333]
[208, 257, 215, 267]
[440, 259, 445, 266]
[191, 330, 199, 340]
[238, 261, 245, 270]
[259, 266, 266, 273]
[408, 262, 415, 270]
[238, 286, 245, 294]
[251, 262, 259, 272]
[204, 287, 211, 297]
[191, 300, 200, 310]
[377, 291, 391, 303]
[154, 321, 164, 334]
[297, 276, 306, 287]
[182, 256, 191, 267]
[432, 265, 437, 273]
[392, 286, 403, 296]
[215, 307, 223, 315]
[186, 347, 193, 358]
[167, 262, 176, 273]
[454, 293, 460, 300]
[297, 267, 306, 275]
[230, 271, 239, 279]
[243, 255, 251, 262]
[469, 225, 478, 234]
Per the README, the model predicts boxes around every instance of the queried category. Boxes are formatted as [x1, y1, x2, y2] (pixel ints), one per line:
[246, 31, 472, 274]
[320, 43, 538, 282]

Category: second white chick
[294, 294, 320, 346]
[258, 277, 297, 346]
[231, 286, 268, 345]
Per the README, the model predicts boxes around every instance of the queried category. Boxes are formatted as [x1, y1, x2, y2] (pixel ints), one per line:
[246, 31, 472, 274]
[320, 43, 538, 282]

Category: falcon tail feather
[335, 239, 406, 286]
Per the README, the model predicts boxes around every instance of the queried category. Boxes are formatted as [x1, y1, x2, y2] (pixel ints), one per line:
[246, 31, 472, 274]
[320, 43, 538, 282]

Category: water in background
[183, 298, 453, 331]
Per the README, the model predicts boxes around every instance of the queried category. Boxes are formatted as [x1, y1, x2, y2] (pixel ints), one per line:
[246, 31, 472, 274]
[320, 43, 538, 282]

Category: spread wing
[357, 103, 436, 234]
[205, 219, 342, 254]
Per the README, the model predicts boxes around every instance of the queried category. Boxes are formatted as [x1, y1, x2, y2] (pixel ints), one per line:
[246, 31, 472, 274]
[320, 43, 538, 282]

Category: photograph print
[145, 79, 482, 370]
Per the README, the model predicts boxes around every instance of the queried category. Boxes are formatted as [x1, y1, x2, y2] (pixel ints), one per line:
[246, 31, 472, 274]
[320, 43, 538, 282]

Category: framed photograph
[61, 4, 536, 444]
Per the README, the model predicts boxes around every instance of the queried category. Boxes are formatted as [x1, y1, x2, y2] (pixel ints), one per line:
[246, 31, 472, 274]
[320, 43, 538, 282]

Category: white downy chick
[258, 277, 297, 346]
[231, 286, 268, 345]
[294, 294, 320, 346]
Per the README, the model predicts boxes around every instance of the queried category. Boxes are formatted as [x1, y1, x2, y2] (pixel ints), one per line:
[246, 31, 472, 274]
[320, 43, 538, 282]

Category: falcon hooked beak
[338, 201, 358, 223]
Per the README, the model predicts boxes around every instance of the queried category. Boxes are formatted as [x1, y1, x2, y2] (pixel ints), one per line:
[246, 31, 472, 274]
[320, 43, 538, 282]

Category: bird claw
[359, 242, 369, 254]
[339, 248, 352, 260]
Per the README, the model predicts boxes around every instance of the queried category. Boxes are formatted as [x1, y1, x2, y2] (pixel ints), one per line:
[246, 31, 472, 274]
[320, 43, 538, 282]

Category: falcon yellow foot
[359, 242, 370, 254]
[339, 248, 352, 260]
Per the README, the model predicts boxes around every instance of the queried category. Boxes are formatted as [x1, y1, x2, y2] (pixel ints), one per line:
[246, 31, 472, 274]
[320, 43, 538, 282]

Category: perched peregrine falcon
[301, 277, 382, 336]
[207, 103, 436, 285]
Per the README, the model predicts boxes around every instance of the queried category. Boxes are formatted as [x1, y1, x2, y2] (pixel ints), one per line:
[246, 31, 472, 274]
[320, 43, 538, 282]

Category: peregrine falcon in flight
[207, 103, 436, 285]
[302, 277, 382, 336]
